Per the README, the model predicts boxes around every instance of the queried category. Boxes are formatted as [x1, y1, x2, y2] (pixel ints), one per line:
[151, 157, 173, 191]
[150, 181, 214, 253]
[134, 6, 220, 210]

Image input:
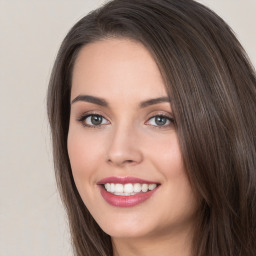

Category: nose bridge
[106, 121, 143, 166]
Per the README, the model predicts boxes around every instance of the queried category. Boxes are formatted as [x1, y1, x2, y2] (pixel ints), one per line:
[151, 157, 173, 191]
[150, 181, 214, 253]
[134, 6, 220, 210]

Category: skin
[68, 38, 199, 256]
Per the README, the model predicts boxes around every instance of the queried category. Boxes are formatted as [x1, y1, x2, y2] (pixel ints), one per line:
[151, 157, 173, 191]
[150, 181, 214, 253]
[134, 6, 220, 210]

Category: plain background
[0, 1, 255, 255]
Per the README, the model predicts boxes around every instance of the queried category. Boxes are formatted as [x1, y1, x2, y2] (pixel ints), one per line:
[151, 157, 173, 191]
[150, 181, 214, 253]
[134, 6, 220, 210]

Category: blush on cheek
[67, 133, 103, 187]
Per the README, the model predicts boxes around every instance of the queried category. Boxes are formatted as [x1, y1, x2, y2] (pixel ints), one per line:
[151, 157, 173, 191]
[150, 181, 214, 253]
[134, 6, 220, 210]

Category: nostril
[107, 158, 136, 166]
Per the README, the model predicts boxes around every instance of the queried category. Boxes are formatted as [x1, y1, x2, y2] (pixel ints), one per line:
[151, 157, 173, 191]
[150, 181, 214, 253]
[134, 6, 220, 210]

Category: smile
[104, 183, 158, 196]
[97, 177, 160, 207]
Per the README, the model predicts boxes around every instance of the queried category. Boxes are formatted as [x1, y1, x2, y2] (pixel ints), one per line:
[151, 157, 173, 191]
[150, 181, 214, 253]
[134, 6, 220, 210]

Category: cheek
[67, 128, 107, 210]
[145, 132, 184, 176]
[157, 136, 193, 199]
[67, 129, 104, 185]
[146, 134, 197, 214]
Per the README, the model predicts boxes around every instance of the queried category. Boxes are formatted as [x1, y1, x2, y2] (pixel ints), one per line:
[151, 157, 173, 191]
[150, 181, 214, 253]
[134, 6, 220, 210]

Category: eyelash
[77, 113, 109, 129]
[145, 114, 175, 128]
[77, 113, 175, 129]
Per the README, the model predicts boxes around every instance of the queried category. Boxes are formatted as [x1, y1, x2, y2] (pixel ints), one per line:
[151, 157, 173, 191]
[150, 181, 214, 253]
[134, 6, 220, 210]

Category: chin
[104, 226, 151, 239]
[97, 214, 154, 238]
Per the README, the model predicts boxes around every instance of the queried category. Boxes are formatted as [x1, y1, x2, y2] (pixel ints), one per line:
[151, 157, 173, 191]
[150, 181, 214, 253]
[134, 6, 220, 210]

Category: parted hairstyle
[47, 0, 256, 255]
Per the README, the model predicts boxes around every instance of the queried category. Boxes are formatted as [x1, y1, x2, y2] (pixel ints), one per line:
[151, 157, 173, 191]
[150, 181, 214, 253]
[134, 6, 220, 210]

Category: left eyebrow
[139, 97, 170, 108]
[71, 95, 108, 107]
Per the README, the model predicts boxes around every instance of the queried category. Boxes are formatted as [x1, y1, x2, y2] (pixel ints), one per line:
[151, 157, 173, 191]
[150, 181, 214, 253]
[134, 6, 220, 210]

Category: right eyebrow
[71, 95, 108, 107]
[139, 97, 170, 108]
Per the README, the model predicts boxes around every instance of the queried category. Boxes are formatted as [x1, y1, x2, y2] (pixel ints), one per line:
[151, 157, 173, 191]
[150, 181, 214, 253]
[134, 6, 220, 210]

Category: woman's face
[68, 38, 198, 240]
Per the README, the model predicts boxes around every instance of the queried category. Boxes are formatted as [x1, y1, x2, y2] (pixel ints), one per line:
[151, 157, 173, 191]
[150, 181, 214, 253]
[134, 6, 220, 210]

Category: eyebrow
[139, 97, 170, 108]
[71, 95, 108, 107]
[71, 95, 170, 108]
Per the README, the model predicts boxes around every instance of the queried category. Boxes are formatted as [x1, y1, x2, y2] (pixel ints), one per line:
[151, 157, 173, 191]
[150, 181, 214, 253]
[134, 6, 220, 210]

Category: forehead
[71, 38, 167, 102]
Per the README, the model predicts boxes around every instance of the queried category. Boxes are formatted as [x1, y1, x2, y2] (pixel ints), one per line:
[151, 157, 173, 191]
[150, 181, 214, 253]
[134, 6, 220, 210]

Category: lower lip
[98, 185, 159, 207]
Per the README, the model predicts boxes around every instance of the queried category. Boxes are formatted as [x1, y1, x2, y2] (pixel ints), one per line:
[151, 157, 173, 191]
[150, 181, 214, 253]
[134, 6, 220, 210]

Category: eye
[78, 114, 109, 127]
[146, 115, 174, 127]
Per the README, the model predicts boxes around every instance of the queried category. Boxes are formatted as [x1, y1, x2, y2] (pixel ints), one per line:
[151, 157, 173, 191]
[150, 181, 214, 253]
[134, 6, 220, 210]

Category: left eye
[80, 114, 109, 126]
[147, 115, 173, 127]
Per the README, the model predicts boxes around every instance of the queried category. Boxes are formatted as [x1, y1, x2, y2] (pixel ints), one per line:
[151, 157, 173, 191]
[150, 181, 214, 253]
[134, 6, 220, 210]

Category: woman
[47, 0, 256, 255]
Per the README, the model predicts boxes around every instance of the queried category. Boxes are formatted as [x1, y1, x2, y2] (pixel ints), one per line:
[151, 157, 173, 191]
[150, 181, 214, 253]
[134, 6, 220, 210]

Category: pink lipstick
[97, 176, 160, 207]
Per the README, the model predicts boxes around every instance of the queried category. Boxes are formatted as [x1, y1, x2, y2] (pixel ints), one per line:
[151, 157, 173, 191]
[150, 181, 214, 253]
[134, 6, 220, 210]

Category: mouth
[102, 182, 159, 196]
[97, 176, 160, 207]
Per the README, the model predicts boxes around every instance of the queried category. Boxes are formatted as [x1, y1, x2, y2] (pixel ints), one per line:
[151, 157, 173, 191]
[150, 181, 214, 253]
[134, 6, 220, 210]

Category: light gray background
[0, 1, 255, 256]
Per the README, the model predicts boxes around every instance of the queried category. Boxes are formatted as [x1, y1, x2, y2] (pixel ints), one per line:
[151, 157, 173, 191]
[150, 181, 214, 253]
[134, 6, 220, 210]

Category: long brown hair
[47, 0, 256, 255]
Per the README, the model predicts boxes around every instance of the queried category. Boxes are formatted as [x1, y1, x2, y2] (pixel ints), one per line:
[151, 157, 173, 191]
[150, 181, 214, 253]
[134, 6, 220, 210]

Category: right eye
[78, 114, 109, 127]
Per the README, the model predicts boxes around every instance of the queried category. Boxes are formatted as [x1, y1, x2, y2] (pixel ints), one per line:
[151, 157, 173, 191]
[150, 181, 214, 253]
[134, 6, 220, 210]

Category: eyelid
[145, 112, 175, 128]
[77, 111, 111, 128]
[146, 111, 174, 120]
[76, 110, 174, 128]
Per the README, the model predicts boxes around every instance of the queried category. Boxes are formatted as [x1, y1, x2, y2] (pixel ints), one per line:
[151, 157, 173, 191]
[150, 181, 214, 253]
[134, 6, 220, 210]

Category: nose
[106, 125, 143, 167]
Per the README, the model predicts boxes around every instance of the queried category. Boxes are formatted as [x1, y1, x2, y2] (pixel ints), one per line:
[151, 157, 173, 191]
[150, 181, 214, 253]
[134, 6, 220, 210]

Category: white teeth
[104, 183, 158, 195]
[124, 183, 133, 193]
[115, 184, 123, 193]
[141, 184, 148, 192]
[110, 183, 115, 193]
[134, 183, 142, 193]
[105, 183, 111, 192]
[148, 184, 157, 190]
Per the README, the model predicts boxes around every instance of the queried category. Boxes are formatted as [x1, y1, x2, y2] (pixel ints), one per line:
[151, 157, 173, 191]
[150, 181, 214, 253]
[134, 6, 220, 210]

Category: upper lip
[97, 176, 160, 185]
